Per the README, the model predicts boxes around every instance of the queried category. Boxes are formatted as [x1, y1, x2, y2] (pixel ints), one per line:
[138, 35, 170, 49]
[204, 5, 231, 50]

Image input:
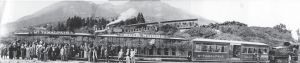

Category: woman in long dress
[125, 49, 130, 63]
[25, 45, 31, 60]
[13, 44, 18, 59]
[84, 43, 89, 59]
[100, 46, 105, 59]
[130, 49, 136, 63]
[31, 43, 36, 58]
[104, 48, 108, 62]
[29, 45, 35, 60]
[118, 49, 123, 62]
[20, 44, 26, 59]
[60, 45, 65, 61]
[65, 45, 69, 61]
[37, 44, 43, 60]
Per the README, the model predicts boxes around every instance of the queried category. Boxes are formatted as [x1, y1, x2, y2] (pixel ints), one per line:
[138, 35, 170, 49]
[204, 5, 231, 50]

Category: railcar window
[242, 47, 268, 54]
[209, 45, 213, 52]
[253, 48, 257, 53]
[215, 45, 220, 52]
[264, 48, 268, 53]
[212, 45, 216, 52]
[172, 48, 176, 55]
[194, 43, 226, 53]
[164, 48, 169, 55]
[248, 48, 253, 53]
[221, 46, 225, 52]
[149, 48, 154, 55]
[195, 44, 202, 52]
[137, 47, 141, 54]
[183, 23, 187, 25]
[258, 48, 268, 54]
[144, 47, 148, 55]
[157, 48, 161, 55]
[202, 45, 208, 51]
[242, 48, 247, 53]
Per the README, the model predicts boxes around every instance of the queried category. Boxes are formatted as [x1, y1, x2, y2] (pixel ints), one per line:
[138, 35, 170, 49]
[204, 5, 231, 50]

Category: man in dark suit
[8, 44, 14, 59]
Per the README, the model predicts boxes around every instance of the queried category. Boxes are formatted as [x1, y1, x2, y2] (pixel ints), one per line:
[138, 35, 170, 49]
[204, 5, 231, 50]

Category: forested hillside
[185, 21, 294, 46]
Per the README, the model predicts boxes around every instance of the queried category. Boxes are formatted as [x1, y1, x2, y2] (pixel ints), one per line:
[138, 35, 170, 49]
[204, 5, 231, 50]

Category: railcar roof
[192, 38, 268, 45]
[125, 19, 198, 27]
[14, 32, 187, 40]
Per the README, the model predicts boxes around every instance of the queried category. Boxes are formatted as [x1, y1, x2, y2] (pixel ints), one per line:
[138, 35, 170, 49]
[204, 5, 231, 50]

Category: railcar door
[228, 43, 242, 62]
[232, 45, 242, 58]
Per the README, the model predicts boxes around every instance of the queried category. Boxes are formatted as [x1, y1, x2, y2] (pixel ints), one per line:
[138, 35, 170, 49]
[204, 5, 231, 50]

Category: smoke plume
[291, 29, 299, 41]
[107, 8, 138, 26]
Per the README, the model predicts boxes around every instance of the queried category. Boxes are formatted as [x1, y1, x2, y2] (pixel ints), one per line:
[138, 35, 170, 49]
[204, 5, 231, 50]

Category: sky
[0, 0, 300, 39]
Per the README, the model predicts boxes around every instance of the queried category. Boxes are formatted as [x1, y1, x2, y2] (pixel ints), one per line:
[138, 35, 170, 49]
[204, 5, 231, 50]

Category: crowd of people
[0, 40, 137, 63]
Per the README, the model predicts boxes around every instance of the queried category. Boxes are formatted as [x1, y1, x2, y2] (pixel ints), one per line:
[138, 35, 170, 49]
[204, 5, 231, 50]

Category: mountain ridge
[7, 1, 215, 30]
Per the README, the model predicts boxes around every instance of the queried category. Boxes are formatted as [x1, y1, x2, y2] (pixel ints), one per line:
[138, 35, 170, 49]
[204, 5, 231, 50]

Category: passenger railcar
[191, 38, 269, 63]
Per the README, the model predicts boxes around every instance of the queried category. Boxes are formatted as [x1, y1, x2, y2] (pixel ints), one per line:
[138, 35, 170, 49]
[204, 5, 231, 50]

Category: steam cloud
[107, 8, 138, 26]
[292, 29, 300, 41]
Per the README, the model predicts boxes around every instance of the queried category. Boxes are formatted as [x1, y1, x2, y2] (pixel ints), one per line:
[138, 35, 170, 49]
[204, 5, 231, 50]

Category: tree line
[46, 12, 146, 33]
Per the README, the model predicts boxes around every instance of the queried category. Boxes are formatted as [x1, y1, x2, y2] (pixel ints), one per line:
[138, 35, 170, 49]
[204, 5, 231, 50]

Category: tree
[85, 17, 98, 27]
[125, 18, 139, 25]
[214, 33, 244, 41]
[137, 13, 146, 23]
[54, 22, 67, 31]
[137, 12, 146, 27]
[95, 18, 110, 29]
[46, 24, 53, 31]
[273, 23, 290, 33]
[66, 17, 72, 31]
[185, 27, 217, 38]
[220, 21, 248, 27]
[159, 24, 179, 35]
[201, 23, 219, 29]
[218, 25, 240, 35]
[27, 26, 36, 31]
[66, 16, 84, 32]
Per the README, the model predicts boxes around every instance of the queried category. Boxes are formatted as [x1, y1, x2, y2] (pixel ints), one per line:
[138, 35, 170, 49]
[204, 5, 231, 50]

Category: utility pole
[91, 4, 97, 19]
[297, 29, 300, 43]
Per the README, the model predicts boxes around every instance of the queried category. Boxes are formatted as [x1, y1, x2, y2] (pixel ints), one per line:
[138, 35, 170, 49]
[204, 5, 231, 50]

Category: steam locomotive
[269, 42, 299, 63]
[94, 19, 199, 34]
